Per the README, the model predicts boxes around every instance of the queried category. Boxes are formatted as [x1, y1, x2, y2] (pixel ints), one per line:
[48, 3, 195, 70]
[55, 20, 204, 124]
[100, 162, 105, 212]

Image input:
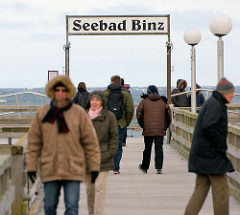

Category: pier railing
[0, 155, 15, 215]
[0, 90, 240, 214]
[0, 136, 43, 215]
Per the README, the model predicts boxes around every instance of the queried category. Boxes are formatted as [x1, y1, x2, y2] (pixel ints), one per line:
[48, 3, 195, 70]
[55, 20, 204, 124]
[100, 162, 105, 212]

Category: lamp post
[184, 29, 201, 113]
[209, 15, 232, 81]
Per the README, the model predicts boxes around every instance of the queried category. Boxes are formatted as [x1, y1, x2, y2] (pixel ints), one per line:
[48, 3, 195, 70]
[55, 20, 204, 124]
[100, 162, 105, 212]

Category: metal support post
[166, 40, 172, 104]
[65, 16, 70, 77]
[191, 46, 196, 114]
[217, 36, 224, 81]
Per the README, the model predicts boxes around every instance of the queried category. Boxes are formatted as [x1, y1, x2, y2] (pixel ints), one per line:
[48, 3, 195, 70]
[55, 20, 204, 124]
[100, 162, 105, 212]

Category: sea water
[0, 86, 239, 140]
[0, 86, 240, 105]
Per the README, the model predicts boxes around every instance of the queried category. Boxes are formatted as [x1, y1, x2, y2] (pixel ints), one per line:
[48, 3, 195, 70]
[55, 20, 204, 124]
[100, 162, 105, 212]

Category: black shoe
[123, 142, 126, 146]
[138, 164, 147, 174]
[156, 169, 162, 174]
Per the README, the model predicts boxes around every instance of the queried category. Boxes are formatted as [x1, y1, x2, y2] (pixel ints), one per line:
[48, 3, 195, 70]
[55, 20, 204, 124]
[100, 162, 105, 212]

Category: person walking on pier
[121, 78, 131, 146]
[85, 90, 118, 215]
[187, 83, 205, 108]
[72, 81, 89, 109]
[26, 75, 100, 215]
[184, 77, 235, 215]
[104, 75, 134, 174]
[136, 85, 171, 174]
[171, 79, 188, 107]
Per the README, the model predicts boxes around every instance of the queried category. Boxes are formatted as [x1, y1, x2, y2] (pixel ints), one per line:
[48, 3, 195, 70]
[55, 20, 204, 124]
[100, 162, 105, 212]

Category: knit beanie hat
[90, 94, 103, 101]
[216, 77, 235, 95]
[147, 85, 159, 95]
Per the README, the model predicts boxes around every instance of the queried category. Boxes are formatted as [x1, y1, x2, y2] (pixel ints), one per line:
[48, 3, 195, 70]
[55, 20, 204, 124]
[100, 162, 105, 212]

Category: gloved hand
[91, 171, 99, 183]
[28, 171, 37, 183]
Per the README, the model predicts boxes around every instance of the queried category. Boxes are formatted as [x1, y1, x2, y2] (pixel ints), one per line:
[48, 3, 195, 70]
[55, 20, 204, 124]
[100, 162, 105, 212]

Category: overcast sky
[1, 0, 240, 88]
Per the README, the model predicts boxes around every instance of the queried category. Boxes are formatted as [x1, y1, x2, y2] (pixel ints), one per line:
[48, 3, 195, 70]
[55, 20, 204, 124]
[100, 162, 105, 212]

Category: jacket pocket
[69, 157, 83, 173]
[40, 157, 54, 176]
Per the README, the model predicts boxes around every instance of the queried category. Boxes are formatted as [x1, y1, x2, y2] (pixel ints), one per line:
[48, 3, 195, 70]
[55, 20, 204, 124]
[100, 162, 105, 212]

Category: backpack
[107, 89, 125, 120]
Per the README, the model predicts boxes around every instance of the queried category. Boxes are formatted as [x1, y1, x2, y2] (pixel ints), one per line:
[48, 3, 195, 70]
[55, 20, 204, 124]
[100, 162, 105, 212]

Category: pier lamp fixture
[209, 15, 232, 82]
[184, 29, 201, 114]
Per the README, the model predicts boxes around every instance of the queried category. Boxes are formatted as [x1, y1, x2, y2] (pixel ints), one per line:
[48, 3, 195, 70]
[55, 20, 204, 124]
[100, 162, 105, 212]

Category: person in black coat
[72, 82, 89, 109]
[184, 77, 235, 215]
[187, 83, 205, 108]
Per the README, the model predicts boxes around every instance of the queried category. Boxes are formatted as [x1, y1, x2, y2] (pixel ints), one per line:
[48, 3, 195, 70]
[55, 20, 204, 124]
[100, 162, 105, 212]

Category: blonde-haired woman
[85, 90, 118, 215]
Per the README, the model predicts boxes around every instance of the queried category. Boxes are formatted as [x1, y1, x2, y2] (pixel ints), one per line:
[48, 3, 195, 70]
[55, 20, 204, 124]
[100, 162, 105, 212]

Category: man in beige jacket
[26, 75, 100, 215]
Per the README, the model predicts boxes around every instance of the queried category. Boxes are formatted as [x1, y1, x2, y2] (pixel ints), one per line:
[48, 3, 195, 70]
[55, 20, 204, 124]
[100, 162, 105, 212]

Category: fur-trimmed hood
[177, 79, 187, 89]
[86, 90, 106, 109]
[45, 75, 75, 99]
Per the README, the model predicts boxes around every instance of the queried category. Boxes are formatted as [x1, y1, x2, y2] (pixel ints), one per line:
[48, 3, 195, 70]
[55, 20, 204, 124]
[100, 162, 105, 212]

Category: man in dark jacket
[121, 78, 131, 146]
[171, 79, 188, 107]
[136, 85, 171, 174]
[184, 77, 235, 215]
[103, 75, 134, 174]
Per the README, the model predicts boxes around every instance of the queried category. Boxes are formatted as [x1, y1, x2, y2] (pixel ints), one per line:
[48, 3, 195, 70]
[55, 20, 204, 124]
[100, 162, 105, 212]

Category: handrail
[0, 91, 48, 119]
[0, 91, 47, 99]
[171, 88, 240, 98]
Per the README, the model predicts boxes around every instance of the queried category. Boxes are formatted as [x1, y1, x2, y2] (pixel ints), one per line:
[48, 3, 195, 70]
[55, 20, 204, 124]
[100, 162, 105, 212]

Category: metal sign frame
[48, 70, 59, 81]
[64, 15, 172, 102]
[67, 15, 169, 35]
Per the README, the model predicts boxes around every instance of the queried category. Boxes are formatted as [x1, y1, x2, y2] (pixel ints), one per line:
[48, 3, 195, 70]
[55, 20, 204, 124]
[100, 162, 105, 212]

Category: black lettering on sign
[91, 23, 98, 31]
[142, 20, 146, 30]
[148, 22, 156, 30]
[158, 22, 164, 30]
[100, 20, 107, 31]
[132, 20, 141, 31]
[83, 23, 90, 31]
[73, 20, 81, 31]
[118, 20, 126, 31]
[109, 23, 117, 31]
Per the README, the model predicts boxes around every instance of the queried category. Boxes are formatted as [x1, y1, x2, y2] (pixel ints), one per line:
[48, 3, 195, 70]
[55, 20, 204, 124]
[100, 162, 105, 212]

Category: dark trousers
[141, 136, 163, 170]
[114, 125, 127, 171]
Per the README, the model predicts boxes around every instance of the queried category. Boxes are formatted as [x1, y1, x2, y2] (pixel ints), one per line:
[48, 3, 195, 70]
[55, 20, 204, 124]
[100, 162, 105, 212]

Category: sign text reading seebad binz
[67, 16, 169, 35]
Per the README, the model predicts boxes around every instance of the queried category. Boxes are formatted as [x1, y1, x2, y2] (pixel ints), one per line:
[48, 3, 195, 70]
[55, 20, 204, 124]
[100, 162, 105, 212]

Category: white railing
[171, 88, 240, 99]
[0, 91, 47, 118]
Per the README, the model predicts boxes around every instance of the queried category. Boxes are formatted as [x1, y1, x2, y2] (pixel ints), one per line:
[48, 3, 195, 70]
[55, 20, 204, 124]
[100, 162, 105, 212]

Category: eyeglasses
[54, 88, 68, 92]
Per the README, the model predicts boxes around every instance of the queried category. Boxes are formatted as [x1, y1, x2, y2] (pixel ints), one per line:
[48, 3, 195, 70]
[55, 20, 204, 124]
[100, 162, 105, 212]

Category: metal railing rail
[171, 88, 240, 99]
[0, 91, 47, 99]
[0, 91, 47, 119]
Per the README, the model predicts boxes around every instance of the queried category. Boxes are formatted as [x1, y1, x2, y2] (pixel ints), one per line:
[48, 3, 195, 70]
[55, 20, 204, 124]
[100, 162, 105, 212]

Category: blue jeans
[43, 180, 80, 215]
[114, 125, 127, 171]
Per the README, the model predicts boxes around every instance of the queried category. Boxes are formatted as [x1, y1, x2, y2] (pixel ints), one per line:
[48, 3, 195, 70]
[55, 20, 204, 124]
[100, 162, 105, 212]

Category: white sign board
[48, 70, 58, 81]
[67, 15, 169, 35]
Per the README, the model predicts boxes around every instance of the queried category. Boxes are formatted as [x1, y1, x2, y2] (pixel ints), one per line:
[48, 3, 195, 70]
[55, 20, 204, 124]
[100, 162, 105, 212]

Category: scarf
[88, 107, 102, 120]
[42, 100, 72, 133]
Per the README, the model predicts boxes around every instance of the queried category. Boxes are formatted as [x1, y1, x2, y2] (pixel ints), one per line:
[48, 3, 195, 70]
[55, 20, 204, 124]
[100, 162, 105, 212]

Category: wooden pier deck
[34, 137, 240, 215]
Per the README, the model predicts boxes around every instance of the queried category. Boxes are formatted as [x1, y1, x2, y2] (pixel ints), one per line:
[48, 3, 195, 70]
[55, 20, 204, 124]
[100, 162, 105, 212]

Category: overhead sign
[67, 15, 169, 35]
